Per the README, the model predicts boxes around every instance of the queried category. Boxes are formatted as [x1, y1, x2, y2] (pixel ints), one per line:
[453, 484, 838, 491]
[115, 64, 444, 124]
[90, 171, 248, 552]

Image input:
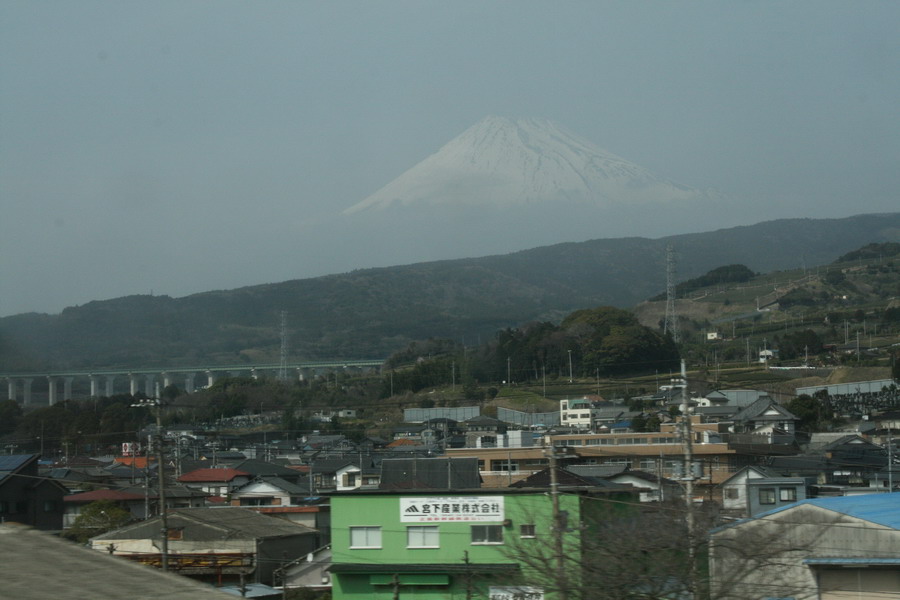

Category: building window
[471, 525, 503, 545]
[520, 524, 536, 538]
[779, 487, 797, 502]
[758, 488, 776, 505]
[407, 526, 439, 548]
[724, 488, 739, 500]
[350, 526, 382, 548]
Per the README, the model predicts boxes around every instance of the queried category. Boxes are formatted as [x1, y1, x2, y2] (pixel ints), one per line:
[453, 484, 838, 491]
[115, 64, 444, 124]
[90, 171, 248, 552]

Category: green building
[329, 486, 635, 599]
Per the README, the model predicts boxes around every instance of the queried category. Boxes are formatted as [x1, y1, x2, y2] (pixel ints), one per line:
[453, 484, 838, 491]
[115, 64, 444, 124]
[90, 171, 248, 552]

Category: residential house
[229, 476, 310, 507]
[91, 507, 318, 586]
[462, 415, 508, 447]
[390, 424, 427, 443]
[0, 523, 235, 600]
[604, 469, 683, 503]
[719, 465, 807, 518]
[0, 454, 67, 530]
[768, 434, 888, 489]
[178, 467, 251, 498]
[709, 494, 900, 599]
[63, 485, 210, 527]
[729, 396, 798, 435]
[335, 460, 381, 491]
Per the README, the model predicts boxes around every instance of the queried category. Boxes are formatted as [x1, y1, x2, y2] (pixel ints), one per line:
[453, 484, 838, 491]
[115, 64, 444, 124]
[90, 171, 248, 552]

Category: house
[229, 476, 310, 507]
[462, 415, 508, 447]
[719, 465, 807, 518]
[0, 522, 235, 600]
[177, 467, 251, 498]
[335, 460, 381, 491]
[63, 484, 208, 527]
[729, 396, 798, 435]
[709, 494, 900, 599]
[604, 469, 683, 503]
[0, 454, 68, 530]
[768, 434, 888, 489]
[329, 485, 638, 600]
[91, 507, 318, 586]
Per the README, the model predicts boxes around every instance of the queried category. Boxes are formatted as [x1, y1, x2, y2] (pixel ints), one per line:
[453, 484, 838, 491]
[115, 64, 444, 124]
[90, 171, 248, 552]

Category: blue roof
[713, 492, 900, 534]
[762, 493, 900, 530]
[804, 557, 900, 566]
[0, 454, 36, 483]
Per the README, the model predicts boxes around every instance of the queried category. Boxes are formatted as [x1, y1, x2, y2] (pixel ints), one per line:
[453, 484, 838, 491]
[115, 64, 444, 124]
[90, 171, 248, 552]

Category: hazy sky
[1, 1, 898, 317]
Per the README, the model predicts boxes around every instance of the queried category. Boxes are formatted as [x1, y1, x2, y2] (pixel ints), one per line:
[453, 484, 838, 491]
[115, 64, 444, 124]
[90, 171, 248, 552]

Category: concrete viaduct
[1, 359, 385, 406]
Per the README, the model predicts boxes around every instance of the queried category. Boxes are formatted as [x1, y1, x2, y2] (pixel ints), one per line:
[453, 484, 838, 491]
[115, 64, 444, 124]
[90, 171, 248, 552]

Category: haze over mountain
[2, 213, 897, 372]
[4, 3, 898, 318]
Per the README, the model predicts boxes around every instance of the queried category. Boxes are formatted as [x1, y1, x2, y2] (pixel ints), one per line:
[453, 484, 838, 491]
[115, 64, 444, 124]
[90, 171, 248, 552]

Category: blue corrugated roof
[714, 492, 900, 533]
[764, 493, 900, 529]
[804, 557, 900, 565]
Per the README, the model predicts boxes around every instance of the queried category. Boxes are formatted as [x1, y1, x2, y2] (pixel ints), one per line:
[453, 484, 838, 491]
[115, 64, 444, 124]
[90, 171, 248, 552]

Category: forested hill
[1, 213, 898, 370]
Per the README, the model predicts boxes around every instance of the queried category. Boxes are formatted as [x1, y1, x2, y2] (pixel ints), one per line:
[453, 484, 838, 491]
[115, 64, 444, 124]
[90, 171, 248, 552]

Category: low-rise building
[0, 454, 68, 530]
[329, 485, 637, 599]
[710, 494, 900, 599]
[91, 507, 317, 586]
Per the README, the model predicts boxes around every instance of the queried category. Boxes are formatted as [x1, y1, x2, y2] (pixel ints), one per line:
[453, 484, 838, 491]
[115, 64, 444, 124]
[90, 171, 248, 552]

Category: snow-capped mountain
[344, 116, 718, 215]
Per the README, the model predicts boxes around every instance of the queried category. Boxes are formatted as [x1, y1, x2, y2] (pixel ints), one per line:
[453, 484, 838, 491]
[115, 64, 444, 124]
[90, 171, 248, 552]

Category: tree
[504, 497, 719, 600]
[62, 499, 132, 544]
[787, 394, 834, 432]
[0, 399, 22, 435]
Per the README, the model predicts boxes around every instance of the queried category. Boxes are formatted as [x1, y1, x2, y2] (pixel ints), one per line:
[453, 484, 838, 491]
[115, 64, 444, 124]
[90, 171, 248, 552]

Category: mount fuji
[324, 116, 744, 271]
[345, 116, 720, 215]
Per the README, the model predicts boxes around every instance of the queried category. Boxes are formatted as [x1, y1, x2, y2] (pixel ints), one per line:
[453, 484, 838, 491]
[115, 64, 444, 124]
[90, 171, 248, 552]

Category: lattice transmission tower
[664, 243, 680, 343]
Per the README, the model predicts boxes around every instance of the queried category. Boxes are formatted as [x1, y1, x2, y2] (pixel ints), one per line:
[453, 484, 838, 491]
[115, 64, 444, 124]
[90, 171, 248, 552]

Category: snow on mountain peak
[343, 116, 709, 215]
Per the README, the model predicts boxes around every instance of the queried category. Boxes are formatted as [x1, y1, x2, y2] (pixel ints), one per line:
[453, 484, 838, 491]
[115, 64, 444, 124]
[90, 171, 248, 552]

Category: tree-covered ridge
[836, 242, 900, 263]
[650, 264, 755, 301]
[1, 213, 898, 371]
[390, 306, 680, 398]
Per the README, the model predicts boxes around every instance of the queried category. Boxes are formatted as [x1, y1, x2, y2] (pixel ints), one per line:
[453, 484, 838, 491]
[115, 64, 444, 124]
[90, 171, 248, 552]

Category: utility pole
[547, 446, 569, 600]
[681, 390, 698, 600]
[133, 398, 169, 571]
[567, 350, 573, 383]
[451, 361, 455, 392]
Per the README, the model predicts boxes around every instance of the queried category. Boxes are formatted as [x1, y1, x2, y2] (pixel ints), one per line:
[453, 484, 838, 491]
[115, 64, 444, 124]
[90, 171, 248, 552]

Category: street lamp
[131, 397, 169, 571]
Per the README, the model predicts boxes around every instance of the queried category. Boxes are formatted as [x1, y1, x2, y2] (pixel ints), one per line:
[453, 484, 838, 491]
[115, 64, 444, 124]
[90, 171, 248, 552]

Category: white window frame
[471, 524, 504, 545]
[349, 526, 382, 549]
[520, 524, 536, 538]
[407, 525, 439, 548]
[779, 487, 797, 502]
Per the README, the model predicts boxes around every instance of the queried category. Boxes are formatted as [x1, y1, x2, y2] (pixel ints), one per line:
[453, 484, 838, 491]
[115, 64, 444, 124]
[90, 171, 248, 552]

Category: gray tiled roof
[0, 523, 235, 600]
[94, 507, 315, 541]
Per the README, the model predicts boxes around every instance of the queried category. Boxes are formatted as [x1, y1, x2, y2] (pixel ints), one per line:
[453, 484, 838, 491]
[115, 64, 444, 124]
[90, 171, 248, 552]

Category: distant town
[3, 347, 900, 600]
